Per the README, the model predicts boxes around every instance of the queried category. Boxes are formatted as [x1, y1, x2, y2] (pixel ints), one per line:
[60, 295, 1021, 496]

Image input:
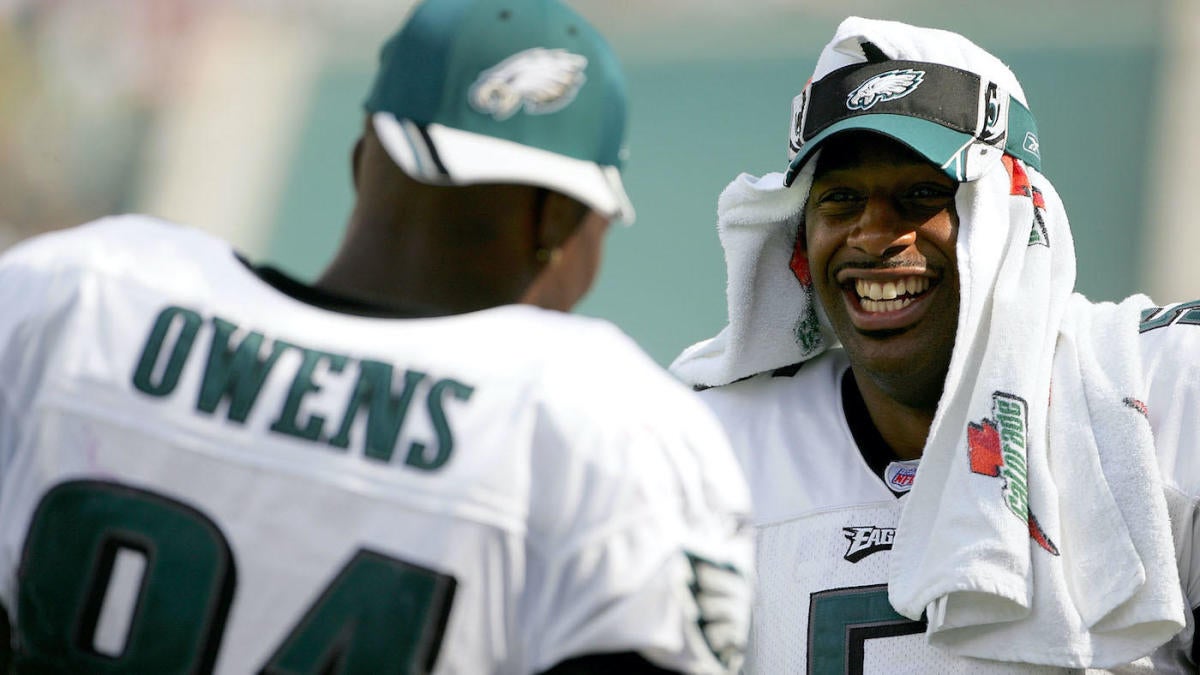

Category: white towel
[671, 16, 1186, 668]
[669, 167, 834, 389]
[889, 158, 1185, 668]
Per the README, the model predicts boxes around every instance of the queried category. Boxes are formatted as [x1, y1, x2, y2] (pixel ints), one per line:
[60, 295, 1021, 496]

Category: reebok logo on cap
[469, 48, 588, 120]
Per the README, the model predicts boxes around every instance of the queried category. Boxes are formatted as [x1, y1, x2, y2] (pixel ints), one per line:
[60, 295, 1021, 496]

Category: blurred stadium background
[1, 0, 1194, 366]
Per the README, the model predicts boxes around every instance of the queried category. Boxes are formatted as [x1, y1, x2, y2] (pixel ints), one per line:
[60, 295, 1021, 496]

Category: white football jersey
[0, 215, 753, 674]
[699, 320, 1200, 674]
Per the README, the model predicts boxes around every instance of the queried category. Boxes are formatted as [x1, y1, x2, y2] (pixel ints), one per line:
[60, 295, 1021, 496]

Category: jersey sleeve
[0, 228, 86, 440]
[0, 235, 64, 407]
[522, 361, 753, 675]
[1141, 301, 1200, 620]
[0, 221, 130, 406]
[0, 228, 94, 615]
[0, 216, 179, 417]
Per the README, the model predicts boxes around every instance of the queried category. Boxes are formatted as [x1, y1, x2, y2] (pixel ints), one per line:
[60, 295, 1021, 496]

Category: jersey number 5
[808, 585, 924, 674]
[14, 480, 457, 674]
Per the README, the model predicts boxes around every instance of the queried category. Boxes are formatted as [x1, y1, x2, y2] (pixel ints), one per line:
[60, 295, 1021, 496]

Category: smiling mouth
[854, 276, 931, 313]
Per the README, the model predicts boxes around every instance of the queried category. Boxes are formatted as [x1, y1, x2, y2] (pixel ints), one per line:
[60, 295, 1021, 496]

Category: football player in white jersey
[672, 16, 1200, 674]
[0, 0, 753, 672]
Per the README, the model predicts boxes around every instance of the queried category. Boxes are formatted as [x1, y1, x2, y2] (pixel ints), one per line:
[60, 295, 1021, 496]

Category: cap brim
[784, 114, 990, 187]
[373, 112, 635, 225]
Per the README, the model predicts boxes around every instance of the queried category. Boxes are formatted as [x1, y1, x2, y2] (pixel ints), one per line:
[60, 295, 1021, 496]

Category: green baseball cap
[365, 0, 634, 224]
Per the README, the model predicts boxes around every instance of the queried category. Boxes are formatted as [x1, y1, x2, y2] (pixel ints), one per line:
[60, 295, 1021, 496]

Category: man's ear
[533, 190, 588, 252]
[351, 137, 365, 191]
[789, 218, 813, 285]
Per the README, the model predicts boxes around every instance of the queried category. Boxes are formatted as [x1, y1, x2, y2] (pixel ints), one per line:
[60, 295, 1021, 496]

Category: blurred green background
[264, 2, 1166, 364]
[0, 1, 1189, 366]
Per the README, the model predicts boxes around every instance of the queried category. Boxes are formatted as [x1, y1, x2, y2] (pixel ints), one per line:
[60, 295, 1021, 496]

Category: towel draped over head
[670, 16, 1185, 668]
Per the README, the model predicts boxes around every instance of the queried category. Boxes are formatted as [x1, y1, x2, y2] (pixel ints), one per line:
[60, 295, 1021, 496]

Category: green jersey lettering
[269, 344, 349, 443]
[196, 317, 287, 423]
[132, 306, 203, 397]
[406, 378, 474, 472]
[329, 362, 427, 462]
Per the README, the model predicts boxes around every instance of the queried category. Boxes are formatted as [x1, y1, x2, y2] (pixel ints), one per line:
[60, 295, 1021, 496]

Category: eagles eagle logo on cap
[845, 68, 926, 111]
[469, 47, 588, 120]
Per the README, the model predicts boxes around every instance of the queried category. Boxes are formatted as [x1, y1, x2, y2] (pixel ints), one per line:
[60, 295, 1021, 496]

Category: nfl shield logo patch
[884, 460, 919, 494]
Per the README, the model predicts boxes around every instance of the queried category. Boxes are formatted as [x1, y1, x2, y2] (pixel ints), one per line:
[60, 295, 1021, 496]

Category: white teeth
[861, 297, 916, 312]
[854, 276, 930, 303]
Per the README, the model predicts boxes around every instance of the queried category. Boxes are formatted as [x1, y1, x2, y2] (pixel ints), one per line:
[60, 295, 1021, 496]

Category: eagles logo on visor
[783, 59, 1040, 185]
[846, 68, 925, 110]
